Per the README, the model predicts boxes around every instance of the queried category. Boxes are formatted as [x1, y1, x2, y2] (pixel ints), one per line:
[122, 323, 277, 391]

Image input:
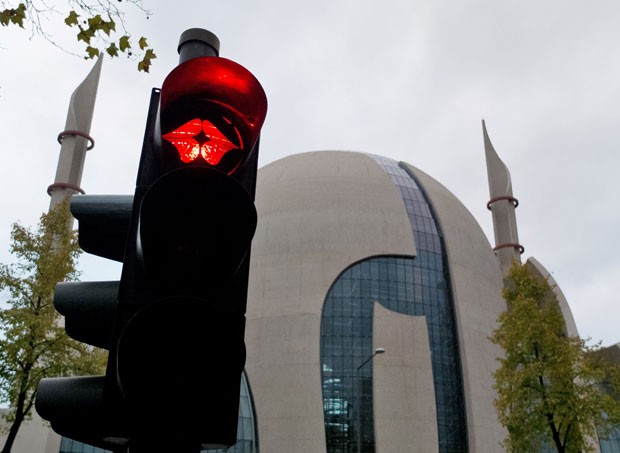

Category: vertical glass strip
[320, 155, 467, 453]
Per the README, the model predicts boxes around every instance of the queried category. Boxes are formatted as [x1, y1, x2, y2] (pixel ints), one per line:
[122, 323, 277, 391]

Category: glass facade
[320, 156, 467, 452]
[600, 426, 620, 452]
[211, 372, 258, 453]
[59, 439, 108, 453]
[59, 371, 258, 453]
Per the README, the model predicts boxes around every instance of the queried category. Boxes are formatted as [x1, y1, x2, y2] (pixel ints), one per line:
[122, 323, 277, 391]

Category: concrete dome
[245, 151, 506, 452]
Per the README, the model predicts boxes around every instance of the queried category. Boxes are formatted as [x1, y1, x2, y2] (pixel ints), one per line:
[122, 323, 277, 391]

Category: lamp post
[356, 347, 385, 453]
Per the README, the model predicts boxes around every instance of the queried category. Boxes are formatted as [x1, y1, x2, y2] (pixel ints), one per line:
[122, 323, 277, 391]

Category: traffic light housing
[36, 28, 267, 453]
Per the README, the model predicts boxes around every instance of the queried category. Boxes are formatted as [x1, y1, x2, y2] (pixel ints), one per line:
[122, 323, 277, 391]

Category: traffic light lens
[140, 166, 257, 289]
[162, 118, 243, 165]
[160, 57, 267, 174]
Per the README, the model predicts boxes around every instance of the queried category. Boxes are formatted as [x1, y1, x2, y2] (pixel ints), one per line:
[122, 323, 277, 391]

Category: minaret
[483, 120, 524, 276]
[47, 56, 103, 216]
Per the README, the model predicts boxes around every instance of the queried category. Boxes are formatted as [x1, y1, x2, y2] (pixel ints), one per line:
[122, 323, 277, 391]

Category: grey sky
[1, 0, 619, 345]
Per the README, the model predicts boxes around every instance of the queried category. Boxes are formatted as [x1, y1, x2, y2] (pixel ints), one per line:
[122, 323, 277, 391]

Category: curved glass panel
[59, 371, 258, 453]
[211, 371, 259, 453]
[320, 155, 467, 453]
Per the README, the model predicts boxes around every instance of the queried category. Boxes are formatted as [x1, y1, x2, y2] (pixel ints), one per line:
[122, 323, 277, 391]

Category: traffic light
[34, 194, 133, 450]
[35, 28, 267, 453]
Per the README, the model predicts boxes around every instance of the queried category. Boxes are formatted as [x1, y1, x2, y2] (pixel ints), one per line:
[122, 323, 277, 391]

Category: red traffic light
[160, 57, 267, 174]
[162, 118, 241, 164]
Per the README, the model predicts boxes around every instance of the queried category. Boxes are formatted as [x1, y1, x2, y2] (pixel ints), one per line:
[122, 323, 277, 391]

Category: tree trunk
[547, 414, 565, 453]
[1, 388, 29, 453]
[1, 412, 25, 453]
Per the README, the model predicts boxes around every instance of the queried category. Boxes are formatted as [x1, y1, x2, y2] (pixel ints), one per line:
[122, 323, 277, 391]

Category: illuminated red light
[162, 118, 242, 164]
[160, 56, 267, 173]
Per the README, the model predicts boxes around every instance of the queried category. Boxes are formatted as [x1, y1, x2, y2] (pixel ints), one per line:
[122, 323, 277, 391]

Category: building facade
[244, 150, 507, 452]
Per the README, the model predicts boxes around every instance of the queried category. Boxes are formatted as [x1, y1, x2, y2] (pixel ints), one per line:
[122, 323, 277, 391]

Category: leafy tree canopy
[491, 262, 620, 453]
[0, 202, 107, 453]
[0, 0, 156, 72]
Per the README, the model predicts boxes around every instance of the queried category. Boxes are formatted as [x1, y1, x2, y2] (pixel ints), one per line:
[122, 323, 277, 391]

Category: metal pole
[177, 28, 220, 63]
[355, 348, 385, 453]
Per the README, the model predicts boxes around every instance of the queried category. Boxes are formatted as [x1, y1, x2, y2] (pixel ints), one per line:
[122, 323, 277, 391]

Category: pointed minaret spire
[47, 55, 103, 214]
[483, 120, 523, 276]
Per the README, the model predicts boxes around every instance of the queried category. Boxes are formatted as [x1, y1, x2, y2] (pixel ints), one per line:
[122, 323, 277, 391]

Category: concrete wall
[404, 164, 508, 452]
[373, 303, 438, 452]
[526, 257, 579, 337]
[0, 411, 58, 453]
[245, 151, 416, 452]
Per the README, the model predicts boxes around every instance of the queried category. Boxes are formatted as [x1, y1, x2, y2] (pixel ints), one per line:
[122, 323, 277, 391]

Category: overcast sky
[1, 0, 619, 345]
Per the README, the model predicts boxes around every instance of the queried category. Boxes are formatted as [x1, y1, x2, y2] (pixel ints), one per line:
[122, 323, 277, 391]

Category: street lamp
[356, 347, 385, 453]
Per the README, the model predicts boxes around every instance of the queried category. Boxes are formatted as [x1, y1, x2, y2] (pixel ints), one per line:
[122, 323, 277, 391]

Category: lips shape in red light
[162, 118, 241, 165]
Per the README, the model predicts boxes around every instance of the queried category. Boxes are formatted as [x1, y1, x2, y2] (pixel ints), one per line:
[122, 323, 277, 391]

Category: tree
[0, 0, 156, 72]
[0, 202, 107, 453]
[491, 262, 620, 453]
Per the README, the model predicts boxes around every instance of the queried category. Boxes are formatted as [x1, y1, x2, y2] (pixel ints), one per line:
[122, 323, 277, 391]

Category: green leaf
[119, 35, 131, 52]
[85, 46, 100, 59]
[137, 48, 156, 73]
[1, 4, 156, 73]
[64, 10, 79, 27]
[0, 3, 26, 28]
[76, 26, 95, 44]
[99, 19, 116, 36]
[87, 15, 103, 30]
[106, 43, 119, 57]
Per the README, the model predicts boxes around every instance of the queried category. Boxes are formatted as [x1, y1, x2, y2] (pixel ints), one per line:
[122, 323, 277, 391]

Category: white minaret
[47, 56, 103, 215]
[483, 120, 523, 276]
